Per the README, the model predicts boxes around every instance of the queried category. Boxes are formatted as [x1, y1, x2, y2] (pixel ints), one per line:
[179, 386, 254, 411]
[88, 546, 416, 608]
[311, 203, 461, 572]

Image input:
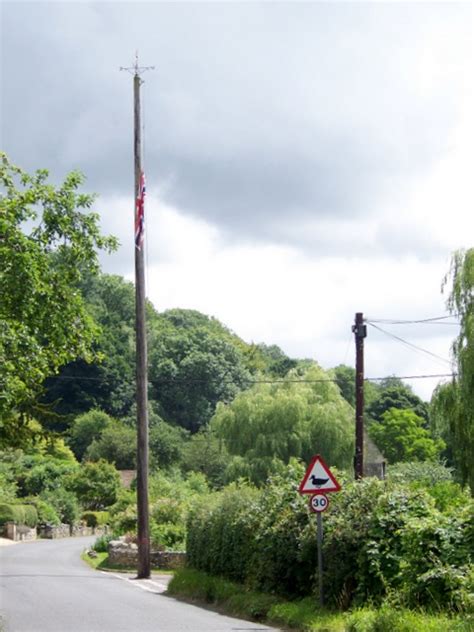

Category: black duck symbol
[310, 475, 329, 487]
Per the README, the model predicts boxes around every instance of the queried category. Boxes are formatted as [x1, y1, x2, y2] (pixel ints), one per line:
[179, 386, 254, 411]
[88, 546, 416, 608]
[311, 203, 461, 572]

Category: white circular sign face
[309, 493, 329, 513]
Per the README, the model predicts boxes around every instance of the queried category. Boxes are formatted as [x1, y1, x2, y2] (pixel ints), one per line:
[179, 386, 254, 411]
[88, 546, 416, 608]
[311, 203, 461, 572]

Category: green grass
[80, 551, 173, 574]
[168, 568, 472, 632]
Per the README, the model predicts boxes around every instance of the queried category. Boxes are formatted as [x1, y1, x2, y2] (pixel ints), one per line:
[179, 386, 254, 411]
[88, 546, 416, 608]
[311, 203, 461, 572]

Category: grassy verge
[80, 551, 173, 574]
[168, 568, 472, 632]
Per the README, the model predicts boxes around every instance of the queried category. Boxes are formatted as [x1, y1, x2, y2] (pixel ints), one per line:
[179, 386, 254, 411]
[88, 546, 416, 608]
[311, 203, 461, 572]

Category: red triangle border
[298, 454, 341, 494]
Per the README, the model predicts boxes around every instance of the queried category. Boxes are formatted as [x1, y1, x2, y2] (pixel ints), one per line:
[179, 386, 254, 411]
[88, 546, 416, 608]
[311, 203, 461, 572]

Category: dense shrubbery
[0, 503, 38, 527]
[186, 463, 474, 613]
[81, 511, 110, 527]
[0, 448, 121, 527]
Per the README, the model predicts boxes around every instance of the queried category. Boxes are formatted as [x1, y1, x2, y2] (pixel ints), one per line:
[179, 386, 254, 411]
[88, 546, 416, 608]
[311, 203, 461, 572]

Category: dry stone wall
[108, 539, 186, 570]
[3, 522, 37, 542]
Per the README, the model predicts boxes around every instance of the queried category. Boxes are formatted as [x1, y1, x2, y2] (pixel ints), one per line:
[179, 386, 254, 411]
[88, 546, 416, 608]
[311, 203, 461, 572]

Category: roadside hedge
[81, 511, 110, 527]
[186, 462, 474, 612]
[0, 502, 38, 527]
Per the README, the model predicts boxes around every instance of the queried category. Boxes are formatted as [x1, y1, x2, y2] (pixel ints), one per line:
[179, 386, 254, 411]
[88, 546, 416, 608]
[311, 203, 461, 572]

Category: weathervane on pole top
[120, 51, 155, 80]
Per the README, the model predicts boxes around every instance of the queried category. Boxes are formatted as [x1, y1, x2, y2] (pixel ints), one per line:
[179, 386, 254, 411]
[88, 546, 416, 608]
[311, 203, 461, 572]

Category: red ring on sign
[308, 493, 329, 513]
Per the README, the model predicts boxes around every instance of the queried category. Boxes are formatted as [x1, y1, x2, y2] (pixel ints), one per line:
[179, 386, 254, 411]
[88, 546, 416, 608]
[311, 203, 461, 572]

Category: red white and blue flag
[135, 171, 146, 249]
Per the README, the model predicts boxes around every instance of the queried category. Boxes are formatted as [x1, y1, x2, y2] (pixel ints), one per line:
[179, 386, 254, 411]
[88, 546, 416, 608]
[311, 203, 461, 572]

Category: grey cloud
[1, 1, 470, 255]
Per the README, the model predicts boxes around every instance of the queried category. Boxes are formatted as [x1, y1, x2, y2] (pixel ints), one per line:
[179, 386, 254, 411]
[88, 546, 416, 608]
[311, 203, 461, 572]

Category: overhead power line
[367, 315, 459, 325]
[46, 372, 456, 385]
[367, 322, 454, 367]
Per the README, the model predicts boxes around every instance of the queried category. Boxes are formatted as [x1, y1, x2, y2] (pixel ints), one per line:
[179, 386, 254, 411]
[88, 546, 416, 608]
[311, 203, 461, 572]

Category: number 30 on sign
[309, 493, 329, 513]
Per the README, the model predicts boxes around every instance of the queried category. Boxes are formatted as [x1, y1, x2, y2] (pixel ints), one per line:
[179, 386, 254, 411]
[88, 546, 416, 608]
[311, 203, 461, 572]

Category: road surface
[0, 537, 280, 632]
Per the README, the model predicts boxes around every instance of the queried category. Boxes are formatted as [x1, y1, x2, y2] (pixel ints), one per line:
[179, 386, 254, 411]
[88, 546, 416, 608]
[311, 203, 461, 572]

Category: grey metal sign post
[299, 455, 342, 609]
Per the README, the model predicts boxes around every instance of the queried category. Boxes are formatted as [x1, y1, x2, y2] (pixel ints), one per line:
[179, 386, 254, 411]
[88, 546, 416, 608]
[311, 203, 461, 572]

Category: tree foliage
[0, 154, 117, 441]
[149, 309, 252, 432]
[86, 421, 136, 469]
[42, 275, 140, 418]
[367, 379, 429, 425]
[186, 467, 474, 611]
[68, 409, 112, 461]
[66, 459, 121, 510]
[431, 248, 474, 492]
[211, 364, 354, 484]
[369, 408, 444, 464]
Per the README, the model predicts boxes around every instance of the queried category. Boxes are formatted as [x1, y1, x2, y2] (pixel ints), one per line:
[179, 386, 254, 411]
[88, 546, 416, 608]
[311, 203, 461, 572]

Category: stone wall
[37, 524, 108, 539]
[37, 523, 71, 539]
[108, 539, 186, 570]
[152, 550, 186, 570]
[3, 522, 37, 542]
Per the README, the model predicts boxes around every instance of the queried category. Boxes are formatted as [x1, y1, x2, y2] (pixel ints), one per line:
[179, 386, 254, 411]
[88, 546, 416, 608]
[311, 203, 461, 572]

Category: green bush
[81, 511, 110, 527]
[185, 466, 474, 612]
[111, 505, 137, 534]
[150, 522, 186, 551]
[66, 459, 121, 510]
[0, 503, 16, 525]
[0, 470, 18, 501]
[23, 460, 77, 496]
[22, 504, 38, 527]
[41, 489, 80, 525]
[85, 422, 136, 469]
[387, 461, 454, 486]
[92, 533, 114, 553]
[25, 497, 60, 526]
[346, 605, 472, 632]
[0, 503, 37, 526]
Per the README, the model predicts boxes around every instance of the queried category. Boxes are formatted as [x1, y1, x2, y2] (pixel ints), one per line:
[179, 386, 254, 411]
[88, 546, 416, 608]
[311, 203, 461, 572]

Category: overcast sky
[1, 1, 473, 400]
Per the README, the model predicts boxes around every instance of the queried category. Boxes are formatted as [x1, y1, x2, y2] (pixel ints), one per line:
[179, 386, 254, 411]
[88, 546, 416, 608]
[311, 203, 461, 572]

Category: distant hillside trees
[148, 309, 253, 432]
[42, 274, 299, 435]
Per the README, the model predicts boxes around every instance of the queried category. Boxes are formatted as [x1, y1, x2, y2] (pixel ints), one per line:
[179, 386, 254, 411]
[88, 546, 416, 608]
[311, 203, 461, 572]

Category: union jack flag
[135, 171, 146, 249]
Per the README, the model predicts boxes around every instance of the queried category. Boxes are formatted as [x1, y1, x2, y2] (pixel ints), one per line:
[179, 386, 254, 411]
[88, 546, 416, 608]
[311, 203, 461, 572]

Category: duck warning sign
[298, 454, 341, 494]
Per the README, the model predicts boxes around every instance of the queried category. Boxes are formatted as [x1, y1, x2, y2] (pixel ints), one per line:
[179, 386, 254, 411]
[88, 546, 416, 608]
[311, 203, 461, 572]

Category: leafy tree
[149, 421, 189, 469]
[211, 365, 354, 484]
[0, 153, 117, 443]
[40, 488, 80, 525]
[42, 274, 141, 418]
[332, 364, 380, 410]
[332, 364, 357, 407]
[86, 421, 136, 469]
[149, 309, 252, 432]
[68, 410, 113, 461]
[254, 343, 297, 377]
[22, 460, 78, 496]
[180, 428, 228, 488]
[369, 408, 444, 464]
[66, 459, 121, 510]
[431, 248, 474, 492]
[367, 379, 429, 425]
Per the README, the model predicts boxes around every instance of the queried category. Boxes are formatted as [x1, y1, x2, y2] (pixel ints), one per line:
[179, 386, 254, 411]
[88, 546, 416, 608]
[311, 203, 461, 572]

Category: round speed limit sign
[309, 493, 329, 513]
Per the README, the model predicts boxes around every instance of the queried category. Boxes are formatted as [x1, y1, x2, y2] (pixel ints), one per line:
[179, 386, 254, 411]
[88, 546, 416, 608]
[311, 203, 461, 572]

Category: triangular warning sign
[299, 454, 341, 494]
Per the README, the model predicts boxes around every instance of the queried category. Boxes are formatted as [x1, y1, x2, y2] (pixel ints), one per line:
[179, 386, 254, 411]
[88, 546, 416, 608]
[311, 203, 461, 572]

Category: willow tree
[432, 249, 474, 492]
[210, 364, 355, 485]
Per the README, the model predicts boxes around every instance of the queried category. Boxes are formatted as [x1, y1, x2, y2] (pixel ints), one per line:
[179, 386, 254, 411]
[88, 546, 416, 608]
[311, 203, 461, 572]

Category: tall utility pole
[352, 312, 367, 480]
[121, 55, 154, 579]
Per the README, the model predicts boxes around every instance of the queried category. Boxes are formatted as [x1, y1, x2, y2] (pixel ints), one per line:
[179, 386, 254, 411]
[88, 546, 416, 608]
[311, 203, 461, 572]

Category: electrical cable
[45, 372, 456, 385]
[367, 322, 454, 368]
[367, 316, 459, 325]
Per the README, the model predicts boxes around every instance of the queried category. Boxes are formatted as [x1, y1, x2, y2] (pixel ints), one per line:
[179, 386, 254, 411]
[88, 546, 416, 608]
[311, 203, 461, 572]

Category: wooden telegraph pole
[352, 312, 366, 480]
[121, 55, 154, 579]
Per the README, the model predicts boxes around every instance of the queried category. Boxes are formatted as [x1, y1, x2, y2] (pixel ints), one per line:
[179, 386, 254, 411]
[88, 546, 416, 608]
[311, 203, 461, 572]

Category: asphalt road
[0, 537, 280, 632]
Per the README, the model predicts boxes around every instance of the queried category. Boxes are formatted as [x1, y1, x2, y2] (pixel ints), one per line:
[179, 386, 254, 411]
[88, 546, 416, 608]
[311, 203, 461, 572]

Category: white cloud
[99, 195, 459, 402]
